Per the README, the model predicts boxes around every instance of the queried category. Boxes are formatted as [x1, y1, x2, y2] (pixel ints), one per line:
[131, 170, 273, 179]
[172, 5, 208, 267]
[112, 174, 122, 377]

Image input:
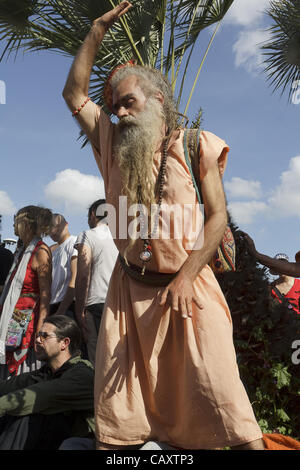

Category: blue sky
[0, 0, 299, 268]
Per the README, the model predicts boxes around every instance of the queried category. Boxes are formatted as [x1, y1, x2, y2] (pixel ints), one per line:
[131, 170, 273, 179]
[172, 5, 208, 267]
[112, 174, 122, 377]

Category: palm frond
[0, 0, 43, 60]
[173, 0, 234, 61]
[0, 0, 236, 146]
[182, 20, 221, 118]
[0, 0, 41, 29]
[262, 0, 300, 101]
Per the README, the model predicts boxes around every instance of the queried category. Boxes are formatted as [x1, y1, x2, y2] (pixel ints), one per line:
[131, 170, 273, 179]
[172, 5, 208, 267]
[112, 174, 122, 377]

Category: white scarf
[0, 237, 41, 364]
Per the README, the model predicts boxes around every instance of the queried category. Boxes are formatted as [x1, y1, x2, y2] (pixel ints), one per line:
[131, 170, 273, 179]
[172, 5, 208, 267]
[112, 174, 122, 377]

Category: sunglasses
[36, 331, 57, 342]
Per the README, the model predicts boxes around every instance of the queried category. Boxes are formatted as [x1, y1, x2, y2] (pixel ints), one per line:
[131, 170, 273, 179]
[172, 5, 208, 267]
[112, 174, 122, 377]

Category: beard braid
[114, 98, 165, 259]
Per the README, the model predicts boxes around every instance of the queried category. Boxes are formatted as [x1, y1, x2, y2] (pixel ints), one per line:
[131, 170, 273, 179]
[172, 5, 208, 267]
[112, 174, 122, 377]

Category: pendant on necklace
[138, 141, 167, 276]
[139, 248, 152, 263]
[140, 243, 152, 275]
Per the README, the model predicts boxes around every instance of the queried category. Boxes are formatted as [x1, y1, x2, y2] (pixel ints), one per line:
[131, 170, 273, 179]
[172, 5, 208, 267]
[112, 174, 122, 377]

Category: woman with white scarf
[0, 206, 52, 378]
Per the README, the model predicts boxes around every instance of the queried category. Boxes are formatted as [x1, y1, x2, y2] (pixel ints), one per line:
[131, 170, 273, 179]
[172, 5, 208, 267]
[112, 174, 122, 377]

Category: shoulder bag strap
[183, 128, 202, 206]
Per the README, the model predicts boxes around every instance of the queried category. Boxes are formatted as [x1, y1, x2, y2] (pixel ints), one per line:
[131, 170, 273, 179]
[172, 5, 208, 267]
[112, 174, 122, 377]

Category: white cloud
[226, 155, 300, 225]
[224, 0, 272, 74]
[228, 200, 268, 225]
[224, 177, 263, 199]
[225, 0, 270, 27]
[267, 156, 300, 217]
[45, 169, 105, 215]
[233, 29, 270, 73]
[0, 191, 16, 216]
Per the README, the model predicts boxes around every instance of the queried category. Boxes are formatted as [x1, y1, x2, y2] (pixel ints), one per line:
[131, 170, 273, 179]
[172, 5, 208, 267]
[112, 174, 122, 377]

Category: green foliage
[262, 0, 300, 101]
[217, 216, 300, 439]
[0, 0, 235, 149]
[189, 107, 203, 129]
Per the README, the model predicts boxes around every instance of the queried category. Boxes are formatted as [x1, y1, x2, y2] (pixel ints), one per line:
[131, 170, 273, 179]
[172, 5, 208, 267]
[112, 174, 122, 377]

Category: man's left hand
[159, 272, 203, 319]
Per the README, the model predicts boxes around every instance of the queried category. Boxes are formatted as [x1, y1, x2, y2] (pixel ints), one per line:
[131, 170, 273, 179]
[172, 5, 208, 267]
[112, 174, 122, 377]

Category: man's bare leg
[231, 438, 265, 450]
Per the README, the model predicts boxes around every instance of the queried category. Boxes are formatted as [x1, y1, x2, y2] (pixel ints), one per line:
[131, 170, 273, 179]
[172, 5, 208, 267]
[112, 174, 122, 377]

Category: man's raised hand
[93, 1, 133, 30]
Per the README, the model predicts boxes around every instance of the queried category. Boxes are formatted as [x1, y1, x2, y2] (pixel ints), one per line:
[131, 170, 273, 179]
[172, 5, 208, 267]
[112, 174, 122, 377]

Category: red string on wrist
[72, 97, 91, 116]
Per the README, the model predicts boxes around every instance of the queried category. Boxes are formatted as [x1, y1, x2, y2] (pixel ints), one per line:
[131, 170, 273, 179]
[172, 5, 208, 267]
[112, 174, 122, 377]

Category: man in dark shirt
[0, 315, 95, 449]
[0, 244, 14, 294]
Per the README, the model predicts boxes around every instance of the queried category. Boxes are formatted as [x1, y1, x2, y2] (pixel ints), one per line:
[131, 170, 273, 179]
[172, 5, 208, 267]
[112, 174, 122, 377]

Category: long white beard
[114, 98, 165, 210]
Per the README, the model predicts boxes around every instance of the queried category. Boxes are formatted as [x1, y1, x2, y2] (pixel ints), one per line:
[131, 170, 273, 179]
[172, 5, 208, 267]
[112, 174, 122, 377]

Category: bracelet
[72, 97, 91, 116]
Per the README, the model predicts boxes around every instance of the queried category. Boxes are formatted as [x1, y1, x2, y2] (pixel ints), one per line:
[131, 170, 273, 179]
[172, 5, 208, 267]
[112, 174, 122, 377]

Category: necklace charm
[138, 141, 168, 276]
[140, 242, 152, 275]
[140, 243, 152, 263]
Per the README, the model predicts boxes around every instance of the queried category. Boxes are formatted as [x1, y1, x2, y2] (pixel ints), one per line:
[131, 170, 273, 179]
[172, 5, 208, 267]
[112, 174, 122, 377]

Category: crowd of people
[0, 200, 117, 449]
[0, 1, 299, 451]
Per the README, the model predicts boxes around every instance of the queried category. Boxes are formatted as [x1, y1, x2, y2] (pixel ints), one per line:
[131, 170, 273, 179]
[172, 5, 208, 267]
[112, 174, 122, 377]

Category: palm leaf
[262, 0, 300, 101]
[0, 0, 42, 60]
[173, 0, 234, 61]
[0, 0, 40, 29]
[0, 0, 236, 146]
[181, 19, 221, 119]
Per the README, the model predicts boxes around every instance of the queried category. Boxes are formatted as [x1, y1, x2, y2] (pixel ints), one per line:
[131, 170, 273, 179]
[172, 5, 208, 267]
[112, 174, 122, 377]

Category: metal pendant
[139, 249, 152, 263]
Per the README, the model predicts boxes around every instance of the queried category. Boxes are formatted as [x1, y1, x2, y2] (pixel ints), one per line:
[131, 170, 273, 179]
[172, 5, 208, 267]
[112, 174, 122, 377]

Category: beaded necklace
[138, 140, 168, 275]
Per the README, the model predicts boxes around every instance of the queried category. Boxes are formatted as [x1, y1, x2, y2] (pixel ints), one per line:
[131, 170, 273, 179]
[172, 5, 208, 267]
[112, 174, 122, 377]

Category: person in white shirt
[49, 214, 78, 317]
[75, 200, 118, 365]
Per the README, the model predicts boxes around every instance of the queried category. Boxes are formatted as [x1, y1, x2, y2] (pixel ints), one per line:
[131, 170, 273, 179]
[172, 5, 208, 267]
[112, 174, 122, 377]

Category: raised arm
[242, 232, 300, 277]
[62, 1, 132, 150]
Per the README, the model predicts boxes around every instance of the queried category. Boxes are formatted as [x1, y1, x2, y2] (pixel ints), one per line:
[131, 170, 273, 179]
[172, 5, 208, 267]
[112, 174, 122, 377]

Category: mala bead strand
[139, 141, 168, 275]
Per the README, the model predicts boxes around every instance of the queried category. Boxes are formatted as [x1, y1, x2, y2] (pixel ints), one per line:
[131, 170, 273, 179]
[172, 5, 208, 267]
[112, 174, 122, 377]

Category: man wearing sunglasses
[0, 315, 95, 449]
